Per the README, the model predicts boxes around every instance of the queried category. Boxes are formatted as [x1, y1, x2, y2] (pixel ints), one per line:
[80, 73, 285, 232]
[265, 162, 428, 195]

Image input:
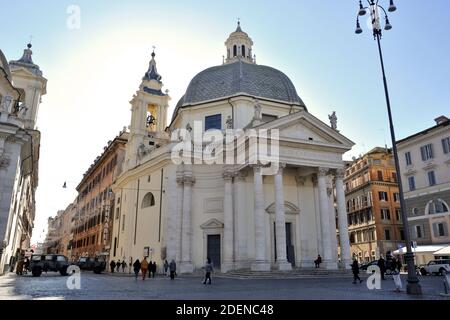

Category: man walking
[377, 256, 386, 280]
[203, 257, 214, 285]
[169, 259, 177, 280]
[141, 257, 149, 280]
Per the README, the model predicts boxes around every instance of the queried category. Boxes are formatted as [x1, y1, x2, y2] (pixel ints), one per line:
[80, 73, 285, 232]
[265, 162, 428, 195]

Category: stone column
[251, 165, 270, 271]
[317, 167, 333, 267]
[335, 169, 352, 269]
[175, 175, 184, 263]
[222, 171, 234, 272]
[274, 163, 292, 270]
[234, 170, 248, 269]
[180, 175, 195, 273]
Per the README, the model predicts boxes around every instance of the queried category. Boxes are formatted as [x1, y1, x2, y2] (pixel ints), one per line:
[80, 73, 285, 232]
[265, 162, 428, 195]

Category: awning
[433, 245, 450, 256]
[393, 245, 448, 254]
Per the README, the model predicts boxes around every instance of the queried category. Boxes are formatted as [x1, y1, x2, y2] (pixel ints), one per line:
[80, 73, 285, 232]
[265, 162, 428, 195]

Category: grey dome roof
[183, 60, 304, 106]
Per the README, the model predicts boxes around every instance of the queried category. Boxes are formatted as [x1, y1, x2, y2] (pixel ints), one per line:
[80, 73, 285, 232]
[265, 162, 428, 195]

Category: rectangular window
[442, 137, 450, 154]
[122, 215, 125, 232]
[420, 144, 434, 161]
[379, 191, 388, 201]
[405, 152, 412, 166]
[377, 170, 383, 181]
[116, 207, 120, 219]
[438, 223, 445, 237]
[205, 114, 222, 131]
[428, 171, 437, 186]
[391, 172, 397, 182]
[399, 229, 405, 241]
[408, 176, 416, 191]
[262, 114, 278, 122]
[415, 225, 422, 238]
[396, 209, 402, 221]
[381, 209, 391, 220]
[384, 229, 391, 240]
[393, 193, 400, 202]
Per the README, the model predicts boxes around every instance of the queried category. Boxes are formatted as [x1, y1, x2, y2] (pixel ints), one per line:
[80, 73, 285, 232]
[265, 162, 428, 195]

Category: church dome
[171, 23, 306, 122]
[182, 60, 304, 106]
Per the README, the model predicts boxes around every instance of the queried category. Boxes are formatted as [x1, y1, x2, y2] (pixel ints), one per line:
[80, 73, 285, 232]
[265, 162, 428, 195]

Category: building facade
[0, 44, 47, 274]
[111, 24, 354, 273]
[71, 131, 128, 261]
[343, 147, 404, 263]
[397, 116, 450, 263]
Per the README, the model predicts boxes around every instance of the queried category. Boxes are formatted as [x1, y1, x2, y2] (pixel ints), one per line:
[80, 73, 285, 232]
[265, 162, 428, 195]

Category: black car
[28, 254, 70, 277]
[75, 256, 106, 274]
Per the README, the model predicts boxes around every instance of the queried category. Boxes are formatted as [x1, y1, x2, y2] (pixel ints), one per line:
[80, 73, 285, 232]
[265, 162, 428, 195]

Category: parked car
[75, 255, 106, 274]
[419, 259, 450, 276]
[28, 254, 70, 277]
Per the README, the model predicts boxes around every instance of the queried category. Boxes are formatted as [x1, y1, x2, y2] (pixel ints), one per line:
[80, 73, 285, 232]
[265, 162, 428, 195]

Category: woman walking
[140, 257, 149, 280]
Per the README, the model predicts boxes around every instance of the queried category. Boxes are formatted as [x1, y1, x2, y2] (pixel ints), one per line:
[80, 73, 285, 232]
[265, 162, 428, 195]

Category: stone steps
[213, 268, 353, 279]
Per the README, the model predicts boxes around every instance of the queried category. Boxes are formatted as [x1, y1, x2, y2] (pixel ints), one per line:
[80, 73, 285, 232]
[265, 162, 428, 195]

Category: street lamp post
[354, 0, 422, 295]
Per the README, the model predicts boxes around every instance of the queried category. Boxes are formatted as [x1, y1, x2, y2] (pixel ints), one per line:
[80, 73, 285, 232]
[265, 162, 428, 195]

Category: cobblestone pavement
[0, 271, 449, 300]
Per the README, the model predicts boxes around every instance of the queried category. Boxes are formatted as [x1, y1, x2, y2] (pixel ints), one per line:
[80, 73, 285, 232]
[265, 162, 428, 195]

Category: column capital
[234, 170, 247, 182]
[335, 168, 345, 179]
[183, 176, 195, 185]
[176, 176, 184, 185]
[317, 167, 329, 177]
[275, 162, 286, 174]
[223, 171, 234, 181]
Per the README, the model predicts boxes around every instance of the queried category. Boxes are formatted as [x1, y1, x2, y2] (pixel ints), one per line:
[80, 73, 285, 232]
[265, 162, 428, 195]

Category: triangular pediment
[200, 218, 224, 229]
[266, 201, 300, 215]
[254, 111, 354, 149]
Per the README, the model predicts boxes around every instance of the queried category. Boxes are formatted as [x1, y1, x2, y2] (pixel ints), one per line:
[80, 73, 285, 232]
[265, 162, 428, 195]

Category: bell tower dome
[224, 21, 255, 64]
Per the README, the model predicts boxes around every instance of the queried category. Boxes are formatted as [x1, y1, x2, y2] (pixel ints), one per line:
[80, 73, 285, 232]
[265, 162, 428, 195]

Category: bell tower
[224, 21, 255, 64]
[125, 50, 171, 169]
[9, 43, 47, 130]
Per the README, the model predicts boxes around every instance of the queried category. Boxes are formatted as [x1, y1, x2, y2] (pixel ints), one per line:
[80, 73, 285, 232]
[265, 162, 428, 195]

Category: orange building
[344, 147, 404, 263]
[71, 131, 128, 260]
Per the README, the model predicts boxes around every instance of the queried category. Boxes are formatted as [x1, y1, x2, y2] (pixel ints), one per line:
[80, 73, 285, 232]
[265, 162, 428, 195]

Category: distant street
[0, 271, 448, 300]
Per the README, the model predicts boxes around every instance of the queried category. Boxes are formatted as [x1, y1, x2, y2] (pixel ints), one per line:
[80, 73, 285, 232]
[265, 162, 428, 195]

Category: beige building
[0, 44, 47, 274]
[112, 24, 354, 273]
[397, 116, 450, 264]
[343, 147, 404, 263]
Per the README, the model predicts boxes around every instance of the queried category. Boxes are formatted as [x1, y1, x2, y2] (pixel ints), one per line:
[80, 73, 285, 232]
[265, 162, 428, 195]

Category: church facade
[111, 24, 354, 272]
[0, 44, 46, 274]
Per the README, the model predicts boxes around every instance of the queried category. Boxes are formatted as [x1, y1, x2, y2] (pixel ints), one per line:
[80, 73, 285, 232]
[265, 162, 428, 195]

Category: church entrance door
[207, 235, 221, 269]
[274, 222, 295, 267]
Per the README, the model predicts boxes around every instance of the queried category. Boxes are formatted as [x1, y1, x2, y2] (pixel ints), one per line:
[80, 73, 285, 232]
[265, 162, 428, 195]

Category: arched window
[233, 45, 237, 57]
[141, 192, 155, 208]
[242, 45, 246, 57]
[426, 199, 449, 215]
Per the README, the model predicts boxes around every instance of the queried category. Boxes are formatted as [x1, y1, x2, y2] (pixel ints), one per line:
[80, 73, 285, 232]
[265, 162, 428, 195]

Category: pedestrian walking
[203, 257, 214, 285]
[151, 262, 157, 278]
[116, 260, 121, 272]
[377, 256, 386, 280]
[169, 259, 177, 280]
[351, 259, 363, 284]
[133, 259, 141, 279]
[392, 267, 403, 292]
[141, 257, 149, 280]
[314, 255, 322, 268]
[110, 260, 116, 273]
[164, 260, 169, 276]
[121, 260, 127, 273]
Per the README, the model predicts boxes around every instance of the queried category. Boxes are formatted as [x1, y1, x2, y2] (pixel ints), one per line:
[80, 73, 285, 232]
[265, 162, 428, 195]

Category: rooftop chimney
[435, 115, 449, 125]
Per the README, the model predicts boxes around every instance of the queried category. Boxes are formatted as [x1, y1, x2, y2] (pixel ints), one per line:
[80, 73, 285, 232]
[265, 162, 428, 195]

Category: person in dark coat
[377, 256, 386, 280]
[121, 260, 127, 272]
[152, 262, 157, 278]
[133, 259, 141, 279]
[169, 260, 176, 280]
[351, 259, 363, 284]
[110, 260, 116, 273]
[116, 260, 122, 272]
[314, 255, 322, 268]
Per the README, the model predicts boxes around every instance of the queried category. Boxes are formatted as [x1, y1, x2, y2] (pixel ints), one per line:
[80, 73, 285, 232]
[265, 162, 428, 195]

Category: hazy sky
[1, 0, 449, 244]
